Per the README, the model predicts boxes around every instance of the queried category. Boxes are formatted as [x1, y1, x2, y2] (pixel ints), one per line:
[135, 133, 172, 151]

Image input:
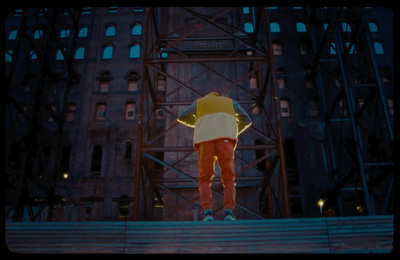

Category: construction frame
[133, 7, 291, 220]
[305, 7, 393, 216]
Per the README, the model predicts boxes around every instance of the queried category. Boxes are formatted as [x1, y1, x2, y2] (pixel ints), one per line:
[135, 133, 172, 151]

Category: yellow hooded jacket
[177, 92, 252, 146]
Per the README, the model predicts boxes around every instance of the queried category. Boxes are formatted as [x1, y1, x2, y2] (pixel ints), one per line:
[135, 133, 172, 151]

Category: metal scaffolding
[133, 7, 290, 220]
[5, 8, 81, 221]
[305, 7, 393, 216]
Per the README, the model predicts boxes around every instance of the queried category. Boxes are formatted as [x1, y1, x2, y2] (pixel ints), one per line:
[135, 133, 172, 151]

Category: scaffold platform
[5, 215, 393, 254]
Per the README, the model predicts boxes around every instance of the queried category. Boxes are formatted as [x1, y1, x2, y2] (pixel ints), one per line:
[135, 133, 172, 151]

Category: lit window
[105, 25, 116, 36]
[5, 50, 13, 63]
[33, 30, 43, 39]
[8, 30, 17, 40]
[125, 102, 136, 120]
[95, 102, 106, 121]
[280, 99, 291, 117]
[130, 44, 140, 58]
[296, 22, 306, 32]
[374, 42, 384, 54]
[272, 43, 283, 55]
[133, 7, 143, 12]
[244, 21, 254, 33]
[158, 48, 168, 58]
[56, 49, 65, 60]
[131, 23, 142, 35]
[102, 45, 113, 59]
[346, 42, 356, 54]
[368, 22, 378, 32]
[29, 50, 37, 60]
[79, 27, 88, 37]
[329, 42, 336, 54]
[81, 7, 91, 14]
[108, 6, 118, 14]
[270, 22, 280, 32]
[342, 22, 351, 32]
[60, 29, 70, 38]
[243, 7, 250, 14]
[13, 9, 23, 16]
[74, 47, 85, 59]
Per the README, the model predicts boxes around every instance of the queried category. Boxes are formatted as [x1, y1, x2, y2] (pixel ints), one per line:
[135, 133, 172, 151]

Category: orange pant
[195, 139, 236, 210]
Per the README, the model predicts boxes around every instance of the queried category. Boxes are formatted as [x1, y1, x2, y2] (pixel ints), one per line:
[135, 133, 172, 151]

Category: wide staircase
[6, 215, 393, 254]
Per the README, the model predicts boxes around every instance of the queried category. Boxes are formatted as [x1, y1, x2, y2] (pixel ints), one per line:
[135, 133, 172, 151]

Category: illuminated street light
[318, 199, 325, 214]
[62, 172, 70, 179]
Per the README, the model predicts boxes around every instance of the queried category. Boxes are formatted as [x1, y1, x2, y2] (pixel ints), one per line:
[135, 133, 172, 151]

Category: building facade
[5, 7, 393, 221]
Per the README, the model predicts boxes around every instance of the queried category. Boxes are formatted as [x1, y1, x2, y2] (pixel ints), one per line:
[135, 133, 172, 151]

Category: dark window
[91, 144, 102, 175]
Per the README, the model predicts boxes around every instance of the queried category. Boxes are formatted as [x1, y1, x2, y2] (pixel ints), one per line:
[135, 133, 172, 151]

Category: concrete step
[6, 215, 393, 254]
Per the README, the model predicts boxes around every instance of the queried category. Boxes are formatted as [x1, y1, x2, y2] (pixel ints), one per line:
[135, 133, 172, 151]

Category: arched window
[131, 23, 142, 35]
[33, 30, 42, 39]
[373, 41, 384, 54]
[244, 21, 254, 33]
[91, 144, 102, 176]
[8, 29, 17, 40]
[125, 71, 139, 92]
[79, 27, 88, 37]
[296, 22, 306, 32]
[105, 24, 116, 36]
[102, 45, 113, 59]
[129, 44, 140, 58]
[270, 22, 280, 32]
[97, 72, 112, 92]
[74, 47, 85, 59]
[368, 22, 378, 32]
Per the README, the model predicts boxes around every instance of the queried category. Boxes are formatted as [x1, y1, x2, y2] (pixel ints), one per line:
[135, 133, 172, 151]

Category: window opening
[130, 44, 140, 58]
[95, 102, 106, 121]
[91, 144, 102, 176]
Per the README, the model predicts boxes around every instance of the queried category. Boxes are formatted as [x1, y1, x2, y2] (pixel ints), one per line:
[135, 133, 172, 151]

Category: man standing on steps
[177, 92, 252, 221]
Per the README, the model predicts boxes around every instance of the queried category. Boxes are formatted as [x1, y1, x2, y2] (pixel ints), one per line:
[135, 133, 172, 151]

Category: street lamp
[318, 199, 325, 214]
